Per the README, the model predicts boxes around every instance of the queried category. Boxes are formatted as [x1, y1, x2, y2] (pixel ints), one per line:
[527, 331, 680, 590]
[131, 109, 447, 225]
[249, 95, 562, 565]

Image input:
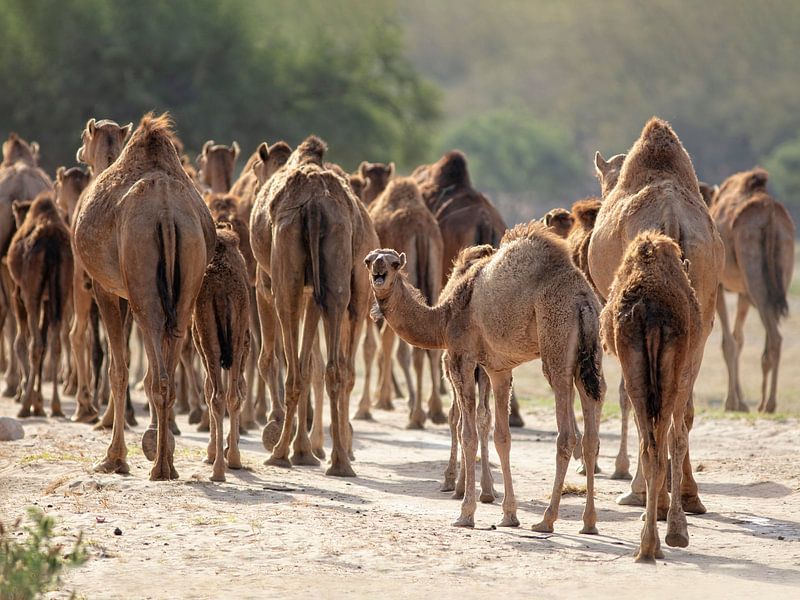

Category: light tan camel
[8, 192, 73, 417]
[588, 117, 724, 512]
[250, 135, 378, 476]
[192, 224, 250, 481]
[196, 141, 240, 193]
[357, 161, 394, 205]
[73, 113, 215, 480]
[601, 232, 701, 562]
[709, 168, 795, 413]
[71, 119, 132, 424]
[0, 134, 52, 397]
[366, 220, 605, 531]
[541, 208, 574, 239]
[417, 151, 526, 427]
[359, 177, 444, 428]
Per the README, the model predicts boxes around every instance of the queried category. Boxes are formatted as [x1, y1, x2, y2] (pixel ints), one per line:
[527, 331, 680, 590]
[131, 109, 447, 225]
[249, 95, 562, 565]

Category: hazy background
[1, 0, 799, 226]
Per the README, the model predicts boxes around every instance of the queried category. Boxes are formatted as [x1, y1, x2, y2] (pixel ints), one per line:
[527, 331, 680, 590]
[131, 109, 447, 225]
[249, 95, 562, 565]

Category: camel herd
[0, 113, 795, 563]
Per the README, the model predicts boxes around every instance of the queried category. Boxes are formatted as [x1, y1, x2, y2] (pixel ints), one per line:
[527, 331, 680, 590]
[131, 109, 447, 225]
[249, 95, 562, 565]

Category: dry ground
[1, 256, 799, 599]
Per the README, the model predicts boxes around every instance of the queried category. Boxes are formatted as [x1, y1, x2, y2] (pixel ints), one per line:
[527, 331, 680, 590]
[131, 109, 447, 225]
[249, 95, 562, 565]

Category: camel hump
[744, 168, 769, 192]
[131, 112, 174, 146]
[432, 151, 470, 188]
[621, 117, 696, 187]
[383, 177, 422, 207]
[292, 135, 327, 166]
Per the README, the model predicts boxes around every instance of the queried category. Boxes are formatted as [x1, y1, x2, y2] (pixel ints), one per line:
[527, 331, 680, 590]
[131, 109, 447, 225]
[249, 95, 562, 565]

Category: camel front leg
[290, 299, 321, 467]
[1, 266, 20, 398]
[612, 377, 633, 479]
[757, 304, 781, 414]
[477, 368, 497, 504]
[576, 376, 603, 534]
[717, 286, 747, 412]
[450, 355, 478, 527]
[665, 409, 690, 549]
[256, 271, 284, 452]
[48, 321, 64, 417]
[679, 396, 706, 514]
[407, 344, 426, 429]
[488, 370, 517, 526]
[426, 349, 447, 424]
[354, 321, 376, 420]
[375, 326, 397, 411]
[309, 331, 326, 459]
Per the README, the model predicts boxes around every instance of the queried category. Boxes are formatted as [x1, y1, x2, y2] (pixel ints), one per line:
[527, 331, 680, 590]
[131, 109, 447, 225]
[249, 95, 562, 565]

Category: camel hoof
[480, 489, 497, 504]
[312, 447, 326, 460]
[149, 465, 179, 481]
[210, 473, 226, 482]
[142, 428, 158, 461]
[405, 419, 425, 430]
[290, 451, 321, 467]
[634, 552, 658, 564]
[169, 420, 181, 436]
[580, 524, 599, 535]
[508, 411, 525, 428]
[353, 409, 373, 421]
[71, 408, 99, 424]
[451, 489, 465, 500]
[93, 457, 130, 474]
[325, 463, 356, 478]
[226, 458, 242, 470]
[531, 521, 554, 533]
[261, 420, 282, 451]
[2, 384, 16, 398]
[32, 407, 47, 417]
[264, 455, 292, 469]
[610, 470, 633, 480]
[196, 422, 210, 433]
[16, 407, 31, 418]
[375, 400, 395, 411]
[428, 410, 448, 425]
[125, 410, 137, 427]
[440, 480, 455, 493]
[187, 407, 203, 425]
[204, 456, 214, 465]
[681, 495, 707, 515]
[452, 516, 474, 528]
[617, 490, 646, 506]
[50, 409, 65, 418]
[665, 531, 689, 548]
[498, 514, 520, 527]
[576, 462, 602, 476]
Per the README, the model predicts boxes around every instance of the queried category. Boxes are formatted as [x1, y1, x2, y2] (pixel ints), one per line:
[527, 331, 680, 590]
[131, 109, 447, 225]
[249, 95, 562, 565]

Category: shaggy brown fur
[357, 161, 394, 205]
[710, 168, 795, 413]
[250, 134, 379, 476]
[196, 140, 240, 193]
[361, 177, 445, 427]
[192, 225, 250, 482]
[73, 112, 215, 480]
[588, 117, 723, 557]
[366, 220, 605, 532]
[542, 207, 574, 239]
[567, 197, 602, 290]
[601, 231, 701, 562]
[8, 192, 73, 417]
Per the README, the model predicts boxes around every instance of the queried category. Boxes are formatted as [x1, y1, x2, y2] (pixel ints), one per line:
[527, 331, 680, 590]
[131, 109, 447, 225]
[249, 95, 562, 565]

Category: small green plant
[0, 508, 87, 600]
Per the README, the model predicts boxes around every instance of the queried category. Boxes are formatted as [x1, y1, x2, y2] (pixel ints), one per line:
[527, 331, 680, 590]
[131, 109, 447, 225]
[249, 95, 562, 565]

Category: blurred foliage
[764, 137, 800, 223]
[0, 508, 87, 600]
[0, 0, 438, 172]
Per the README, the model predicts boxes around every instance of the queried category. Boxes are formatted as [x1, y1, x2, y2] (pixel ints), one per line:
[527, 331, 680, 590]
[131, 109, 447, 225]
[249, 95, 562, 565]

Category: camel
[71, 119, 133, 425]
[698, 182, 716, 207]
[709, 168, 795, 413]
[73, 113, 215, 480]
[593, 153, 626, 198]
[588, 117, 724, 514]
[417, 150, 525, 427]
[541, 208, 574, 239]
[192, 224, 250, 482]
[7, 192, 73, 417]
[357, 161, 394, 205]
[0, 134, 52, 397]
[196, 141, 240, 193]
[601, 231, 701, 562]
[566, 197, 602, 290]
[366, 220, 605, 531]
[250, 135, 378, 476]
[359, 177, 445, 428]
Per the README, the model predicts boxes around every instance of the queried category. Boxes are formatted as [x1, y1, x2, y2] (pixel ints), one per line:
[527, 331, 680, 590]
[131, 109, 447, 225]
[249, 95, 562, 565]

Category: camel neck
[377, 278, 446, 350]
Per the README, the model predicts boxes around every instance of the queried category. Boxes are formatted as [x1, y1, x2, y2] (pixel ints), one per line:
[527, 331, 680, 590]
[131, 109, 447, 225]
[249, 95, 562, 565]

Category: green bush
[0, 508, 87, 600]
[763, 136, 800, 216]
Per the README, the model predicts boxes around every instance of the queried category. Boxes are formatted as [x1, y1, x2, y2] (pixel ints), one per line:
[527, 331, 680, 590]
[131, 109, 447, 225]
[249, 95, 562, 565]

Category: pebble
[114, 527, 123, 536]
[0, 417, 24, 441]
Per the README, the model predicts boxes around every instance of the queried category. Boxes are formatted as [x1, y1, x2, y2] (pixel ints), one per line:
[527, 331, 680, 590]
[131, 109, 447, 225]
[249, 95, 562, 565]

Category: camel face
[76, 118, 132, 173]
[594, 152, 625, 197]
[365, 250, 405, 292]
[54, 166, 90, 223]
[11, 200, 32, 228]
[542, 208, 574, 239]
[253, 141, 291, 186]
[358, 161, 394, 204]
[2, 133, 39, 167]
[197, 141, 240, 192]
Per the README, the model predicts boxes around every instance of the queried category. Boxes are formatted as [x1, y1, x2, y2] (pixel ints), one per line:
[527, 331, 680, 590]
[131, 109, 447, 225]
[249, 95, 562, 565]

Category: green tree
[763, 136, 800, 224]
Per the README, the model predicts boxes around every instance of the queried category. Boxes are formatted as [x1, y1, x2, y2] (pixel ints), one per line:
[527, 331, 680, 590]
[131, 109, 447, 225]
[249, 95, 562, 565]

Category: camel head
[349, 173, 366, 200]
[541, 207, 574, 239]
[364, 249, 406, 296]
[594, 152, 625, 197]
[358, 161, 395, 204]
[698, 182, 718, 207]
[54, 166, 90, 223]
[253, 141, 292, 186]
[571, 197, 602, 230]
[2, 133, 39, 167]
[11, 199, 33, 228]
[197, 140, 240, 192]
[76, 118, 132, 174]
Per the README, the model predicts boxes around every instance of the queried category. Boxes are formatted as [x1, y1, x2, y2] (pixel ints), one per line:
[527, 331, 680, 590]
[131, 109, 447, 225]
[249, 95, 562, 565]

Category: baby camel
[366, 221, 605, 531]
[192, 224, 250, 482]
[8, 192, 73, 417]
[601, 232, 701, 562]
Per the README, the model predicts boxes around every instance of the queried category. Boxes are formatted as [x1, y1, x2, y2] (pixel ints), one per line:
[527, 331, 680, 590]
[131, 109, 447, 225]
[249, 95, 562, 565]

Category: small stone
[114, 527, 122, 536]
[778, 535, 785, 541]
[0, 417, 24, 441]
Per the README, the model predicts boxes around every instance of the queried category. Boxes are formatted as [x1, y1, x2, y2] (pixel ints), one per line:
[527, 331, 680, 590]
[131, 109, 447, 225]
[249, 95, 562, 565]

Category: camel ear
[202, 140, 214, 156]
[56, 166, 65, 183]
[394, 252, 407, 270]
[543, 212, 553, 227]
[594, 151, 608, 178]
[231, 141, 240, 159]
[30, 142, 40, 160]
[683, 258, 691, 273]
[388, 162, 395, 177]
[86, 118, 96, 136]
[76, 145, 85, 164]
[257, 142, 269, 163]
[121, 123, 133, 142]
[358, 161, 369, 178]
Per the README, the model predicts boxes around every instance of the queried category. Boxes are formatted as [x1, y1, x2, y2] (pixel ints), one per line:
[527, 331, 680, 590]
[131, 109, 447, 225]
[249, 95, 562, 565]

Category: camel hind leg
[477, 367, 497, 504]
[354, 321, 376, 420]
[310, 332, 326, 459]
[450, 354, 478, 527]
[756, 305, 781, 414]
[427, 349, 447, 424]
[407, 344, 426, 429]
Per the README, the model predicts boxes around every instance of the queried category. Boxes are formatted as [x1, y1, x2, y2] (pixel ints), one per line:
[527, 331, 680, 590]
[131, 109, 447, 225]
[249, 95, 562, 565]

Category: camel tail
[643, 312, 663, 422]
[37, 236, 64, 326]
[215, 299, 234, 370]
[763, 205, 789, 319]
[304, 200, 324, 308]
[156, 220, 181, 337]
[576, 302, 603, 402]
[415, 234, 436, 305]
